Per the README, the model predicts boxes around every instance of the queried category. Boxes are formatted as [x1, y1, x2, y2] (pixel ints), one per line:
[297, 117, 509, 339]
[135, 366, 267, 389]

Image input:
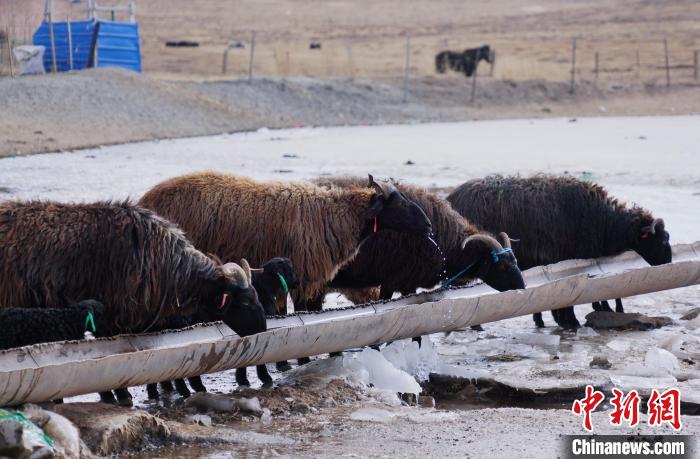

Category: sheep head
[636, 218, 671, 266]
[366, 174, 432, 235]
[458, 233, 525, 292]
[214, 259, 267, 337]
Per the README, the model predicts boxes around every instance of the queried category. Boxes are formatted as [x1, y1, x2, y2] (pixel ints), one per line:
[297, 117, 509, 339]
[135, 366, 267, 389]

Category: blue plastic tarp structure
[33, 19, 141, 73]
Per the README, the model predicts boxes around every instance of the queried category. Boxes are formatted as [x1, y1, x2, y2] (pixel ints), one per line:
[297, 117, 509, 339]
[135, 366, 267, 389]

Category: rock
[289, 403, 310, 415]
[52, 403, 170, 456]
[585, 311, 672, 330]
[182, 414, 212, 427]
[589, 356, 612, 369]
[185, 393, 264, 417]
[417, 395, 436, 408]
[681, 308, 700, 321]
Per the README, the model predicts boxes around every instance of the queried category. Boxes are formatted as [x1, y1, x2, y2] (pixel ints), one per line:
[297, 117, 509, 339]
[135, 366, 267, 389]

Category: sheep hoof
[276, 361, 293, 372]
[297, 357, 311, 366]
[329, 351, 343, 358]
[235, 367, 251, 387]
[256, 365, 273, 385]
[99, 391, 117, 405]
[470, 325, 484, 332]
[188, 377, 207, 393]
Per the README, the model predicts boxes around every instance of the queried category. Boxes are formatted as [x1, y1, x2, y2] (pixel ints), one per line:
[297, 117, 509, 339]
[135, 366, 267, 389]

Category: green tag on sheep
[277, 273, 289, 294]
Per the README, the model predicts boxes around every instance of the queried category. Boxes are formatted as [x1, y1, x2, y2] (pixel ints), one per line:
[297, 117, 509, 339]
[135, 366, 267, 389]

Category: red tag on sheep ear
[373, 216, 378, 234]
[219, 293, 228, 309]
[641, 232, 650, 239]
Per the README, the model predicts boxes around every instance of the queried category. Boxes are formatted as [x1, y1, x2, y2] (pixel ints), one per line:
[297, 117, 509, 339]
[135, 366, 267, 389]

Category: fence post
[569, 37, 577, 94]
[346, 44, 354, 80]
[47, 11, 58, 73]
[222, 46, 229, 75]
[248, 31, 256, 81]
[67, 18, 73, 71]
[403, 35, 411, 102]
[489, 50, 496, 77]
[594, 51, 599, 84]
[694, 50, 699, 81]
[635, 49, 640, 79]
[663, 38, 670, 88]
[6, 30, 14, 78]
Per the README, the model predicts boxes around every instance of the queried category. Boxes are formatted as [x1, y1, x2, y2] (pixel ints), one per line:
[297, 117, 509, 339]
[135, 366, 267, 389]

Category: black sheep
[310, 177, 524, 307]
[447, 174, 672, 329]
[435, 45, 492, 77]
[0, 300, 106, 350]
[145, 257, 300, 400]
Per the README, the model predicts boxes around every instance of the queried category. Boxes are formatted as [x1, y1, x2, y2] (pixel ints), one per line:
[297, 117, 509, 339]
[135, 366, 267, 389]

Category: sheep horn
[498, 232, 512, 249]
[641, 218, 664, 234]
[367, 174, 396, 199]
[222, 262, 249, 289]
[240, 258, 253, 284]
[461, 233, 501, 251]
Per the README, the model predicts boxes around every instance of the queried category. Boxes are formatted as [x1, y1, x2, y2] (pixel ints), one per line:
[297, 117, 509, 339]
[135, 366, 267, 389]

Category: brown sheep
[138, 172, 432, 310]
[0, 200, 264, 337]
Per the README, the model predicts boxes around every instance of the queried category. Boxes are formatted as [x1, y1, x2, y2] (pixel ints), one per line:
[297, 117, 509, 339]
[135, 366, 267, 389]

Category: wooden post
[128, 2, 135, 23]
[6, 30, 14, 78]
[48, 11, 58, 73]
[67, 18, 73, 71]
[569, 37, 577, 94]
[635, 49, 640, 79]
[694, 50, 699, 81]
[248, 31, 256, 81]
[489, 50, 496, 77]
[403, 36, 411, 102]
[110, 9, 115, 21]
[222, 46, 230, 75]
[470, 48, 479, 103]
[664, 38, 670, 88]
[346, 44, 353, 80]
[594, 51, 599, 84]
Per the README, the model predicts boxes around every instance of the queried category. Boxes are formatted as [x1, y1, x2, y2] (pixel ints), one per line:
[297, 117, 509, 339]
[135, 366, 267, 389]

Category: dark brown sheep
[447, 174, 672, 329]
[311, 177, 524, 307]
[138, 172, 432, 311]
[0, 200, 264, 337]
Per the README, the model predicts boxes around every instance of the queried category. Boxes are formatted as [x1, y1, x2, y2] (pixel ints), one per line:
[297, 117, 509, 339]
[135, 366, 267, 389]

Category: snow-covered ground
[1, 115, 699, 456]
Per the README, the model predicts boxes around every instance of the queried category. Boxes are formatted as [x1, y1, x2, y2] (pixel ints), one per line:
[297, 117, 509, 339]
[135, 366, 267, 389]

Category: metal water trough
[1, 243, 699, 406]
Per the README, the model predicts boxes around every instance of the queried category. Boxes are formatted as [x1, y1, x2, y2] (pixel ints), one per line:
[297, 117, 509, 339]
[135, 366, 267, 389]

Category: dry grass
[2, 0, 700, 83]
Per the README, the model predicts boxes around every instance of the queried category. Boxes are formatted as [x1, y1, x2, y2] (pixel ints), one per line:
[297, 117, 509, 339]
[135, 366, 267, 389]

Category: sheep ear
[653, 218, 665, 234]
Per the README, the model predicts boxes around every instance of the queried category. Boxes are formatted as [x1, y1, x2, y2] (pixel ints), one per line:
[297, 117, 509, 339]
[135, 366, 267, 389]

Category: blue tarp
[33, 19, 141, 73]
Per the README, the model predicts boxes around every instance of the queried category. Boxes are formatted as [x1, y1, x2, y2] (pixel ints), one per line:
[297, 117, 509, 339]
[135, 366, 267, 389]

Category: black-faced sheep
[311, 177, 524, 307]
[145, 257, 300, 399]
[447, 174, 672, 329]
[138, 172, 432, 312]
[0, 300, 106, 350]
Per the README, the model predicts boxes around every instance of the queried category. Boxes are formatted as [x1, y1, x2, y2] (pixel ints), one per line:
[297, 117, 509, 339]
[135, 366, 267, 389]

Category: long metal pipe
[1, 243, 698, 406]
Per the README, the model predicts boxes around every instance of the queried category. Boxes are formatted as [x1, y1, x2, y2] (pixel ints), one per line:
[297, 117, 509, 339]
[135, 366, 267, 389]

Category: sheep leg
[276, 361, 293, 372]
[52, 399, 64, 404]
[146, 383, 160, 400]
[597, 300, 615, 312]
[297, 357, 311, 365]
[114, 388, 133, 407]
[160, 380, 175, 392]
[470, 325, 484, 331]
[615, 298, 624, 313]
[533, 312, 545, 328]
[188, 376, 207, 393]
[256, 364, 273, 385]
[235, 367, 251, 387]
[552, 306, 580, 330]
[99, 391, 117, 404]
[174, 379, 191, 398]
[412, 336, 423, 347]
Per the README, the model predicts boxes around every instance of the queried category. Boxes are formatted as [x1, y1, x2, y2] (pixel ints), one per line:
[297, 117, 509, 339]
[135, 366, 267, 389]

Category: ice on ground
[345, 348, 422, 395]
[576, 327, 599, 337]
[349, 407, 398, 423]
[606, 339, 631, 352]
[645, 347, 680, 374]
[609, 375, 678, 392]
[380, 336, 442, 381]
[513, 332, 561, 347]
[349, 407, 459, 424]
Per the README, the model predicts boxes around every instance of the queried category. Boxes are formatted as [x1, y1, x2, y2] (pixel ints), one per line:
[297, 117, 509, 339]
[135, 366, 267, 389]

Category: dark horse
[435, 45, 492, 77]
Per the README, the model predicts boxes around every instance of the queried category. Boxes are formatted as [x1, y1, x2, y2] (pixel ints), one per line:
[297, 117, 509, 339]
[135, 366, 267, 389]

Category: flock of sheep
[0, 171, 671, 406]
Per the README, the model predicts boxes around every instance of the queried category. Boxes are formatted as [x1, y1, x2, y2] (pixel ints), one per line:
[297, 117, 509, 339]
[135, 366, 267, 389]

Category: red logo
[572, 387, 682, 431]
[572, 385, 605, 431]
[647, 388, 682, 431]
[609, 388, 641, 427]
